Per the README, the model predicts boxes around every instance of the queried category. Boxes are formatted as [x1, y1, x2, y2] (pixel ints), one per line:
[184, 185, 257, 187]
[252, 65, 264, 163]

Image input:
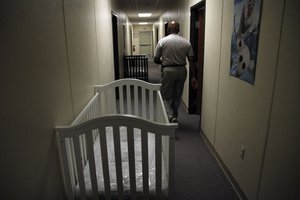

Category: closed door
[139, 31, 152, 57]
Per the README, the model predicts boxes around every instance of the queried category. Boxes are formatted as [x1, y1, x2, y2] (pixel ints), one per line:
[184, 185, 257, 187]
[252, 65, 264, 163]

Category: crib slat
[141, 130, 149, 199]
[91, 103, 95, 119]
[127, 126, 137, 200]
[142, 88, 146, 118]
[169, 135, 175, 200]
[98, 92, 103, 115]
[134, 85, 139, 116]
[105, 91, 110, 115]
[65, 139, 76, 188]
[119, 86, 124, 114]
[101, 91, 106, 115]
[113, 126, 125, 200]
[79, 135, 85, 167]
[82, 134, 88, 165]
[99, 127, 112, 200]
[58, 137, 75, 200]
[96, 97, 100, 117]
[73, 135, 87, 200]
[95, 95, 100, 118]
[155, 135, 162, 200]
[153, 91, 157, 122]
[80, 115, 87, 165]
[70, 139, 79, 186]
[149, 90, 154, 120]
[86, 131, 98, 200]
[126, 85, 132, 114]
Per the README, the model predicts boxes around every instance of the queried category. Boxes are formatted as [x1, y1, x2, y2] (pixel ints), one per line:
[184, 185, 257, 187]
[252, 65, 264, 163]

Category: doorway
[139, 31, 152, 57]
[130, 28, 133, 55]
[189, 1, 206, 127]
[164, 22, 169, 36]
[155, 27, 159, 45]
[112, 12, 119, 80]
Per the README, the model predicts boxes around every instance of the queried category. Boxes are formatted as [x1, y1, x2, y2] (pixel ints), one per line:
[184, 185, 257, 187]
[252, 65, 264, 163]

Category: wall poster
[230, 0, 262, 84]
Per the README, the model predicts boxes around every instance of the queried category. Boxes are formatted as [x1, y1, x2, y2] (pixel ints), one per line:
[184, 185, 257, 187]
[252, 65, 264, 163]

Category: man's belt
[162, 64, 185, 67]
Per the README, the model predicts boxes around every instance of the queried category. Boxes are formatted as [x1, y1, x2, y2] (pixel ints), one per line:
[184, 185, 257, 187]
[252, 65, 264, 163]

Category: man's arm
[154, 42, 162, 65]
[154, 56, 162, 65]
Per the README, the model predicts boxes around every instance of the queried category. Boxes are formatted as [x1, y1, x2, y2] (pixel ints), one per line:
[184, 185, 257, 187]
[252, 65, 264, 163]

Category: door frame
[189, 1, 206, 127]
[112, 12, 119, 80]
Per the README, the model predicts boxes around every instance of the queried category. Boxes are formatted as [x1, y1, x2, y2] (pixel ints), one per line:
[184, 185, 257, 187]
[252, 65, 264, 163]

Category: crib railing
[56, 115, 177, 200]
[57, 92, 101, 197]
[94, 78, 168, 123]
[56, 79, 176, 200]
[124, 55, 148, 81]
[95, 79, 172, 195]
[72, 93, 100, 165]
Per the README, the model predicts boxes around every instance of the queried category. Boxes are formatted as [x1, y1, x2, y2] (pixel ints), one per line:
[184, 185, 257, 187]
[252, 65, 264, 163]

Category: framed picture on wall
[229, 0, 262, 85]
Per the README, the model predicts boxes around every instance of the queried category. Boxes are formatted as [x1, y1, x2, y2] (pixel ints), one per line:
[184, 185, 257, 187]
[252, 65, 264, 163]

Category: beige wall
[0, 1, 72, 199]
[214, 0, 284, 199]
[63, 0, 99, 116]
[0, 0, 116, 199]
[95, 0, 116, 84]
[258, 0, 300, 199]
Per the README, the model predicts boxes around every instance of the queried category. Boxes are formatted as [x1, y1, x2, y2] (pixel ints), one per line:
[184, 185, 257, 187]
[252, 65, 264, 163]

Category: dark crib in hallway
[124, 55, 149, 81]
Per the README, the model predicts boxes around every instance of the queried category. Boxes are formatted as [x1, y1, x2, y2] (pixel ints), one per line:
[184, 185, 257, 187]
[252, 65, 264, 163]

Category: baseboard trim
[200, 130, 248, 200]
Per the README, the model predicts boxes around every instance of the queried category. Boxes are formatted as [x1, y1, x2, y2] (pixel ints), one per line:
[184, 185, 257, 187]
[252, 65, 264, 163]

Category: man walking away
[154, 21, 198, 123]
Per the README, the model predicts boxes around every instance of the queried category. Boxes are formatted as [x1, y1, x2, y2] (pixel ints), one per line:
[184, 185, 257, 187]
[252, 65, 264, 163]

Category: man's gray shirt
[154, 33, 194, 66]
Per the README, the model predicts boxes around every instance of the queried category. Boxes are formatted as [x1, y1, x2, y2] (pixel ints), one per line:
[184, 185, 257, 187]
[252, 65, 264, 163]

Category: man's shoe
[169, 117, 178, 123]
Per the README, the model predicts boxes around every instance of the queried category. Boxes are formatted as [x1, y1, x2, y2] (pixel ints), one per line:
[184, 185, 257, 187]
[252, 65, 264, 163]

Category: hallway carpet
[148, 58, 239, 200]
[173, 108, 239, 200]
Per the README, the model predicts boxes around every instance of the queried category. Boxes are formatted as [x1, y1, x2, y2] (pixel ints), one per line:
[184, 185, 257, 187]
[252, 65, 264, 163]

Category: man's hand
[154, 56, 162, 65]
[191, 78, 199, 89]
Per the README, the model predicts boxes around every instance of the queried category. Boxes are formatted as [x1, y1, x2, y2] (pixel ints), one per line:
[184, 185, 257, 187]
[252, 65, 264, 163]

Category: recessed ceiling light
[138, 13, 152, 17]
[139, 22, 149, 25]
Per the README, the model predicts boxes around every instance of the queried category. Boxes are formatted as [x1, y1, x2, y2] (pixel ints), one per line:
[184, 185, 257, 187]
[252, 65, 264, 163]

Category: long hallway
[148, 59, 239, 199]
[2, 0, 298, 199]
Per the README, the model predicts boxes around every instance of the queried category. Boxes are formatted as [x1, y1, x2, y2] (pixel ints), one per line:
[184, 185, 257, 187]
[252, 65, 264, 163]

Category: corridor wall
[257, 0, 300, 199]
[213, 0, 284, 199]
[0, 0, 118, 199]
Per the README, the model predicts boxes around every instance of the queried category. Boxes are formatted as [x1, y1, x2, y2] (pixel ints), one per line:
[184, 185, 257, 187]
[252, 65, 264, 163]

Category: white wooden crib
[55, 79, 177, 200]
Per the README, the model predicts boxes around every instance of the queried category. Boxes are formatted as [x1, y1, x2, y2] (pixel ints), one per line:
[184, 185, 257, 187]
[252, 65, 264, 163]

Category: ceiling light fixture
[139, 22, 149, 25]
[138, 13, 152, 17]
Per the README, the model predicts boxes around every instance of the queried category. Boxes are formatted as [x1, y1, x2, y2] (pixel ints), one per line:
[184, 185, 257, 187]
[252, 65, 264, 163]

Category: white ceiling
[118, 0, 174, 24]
